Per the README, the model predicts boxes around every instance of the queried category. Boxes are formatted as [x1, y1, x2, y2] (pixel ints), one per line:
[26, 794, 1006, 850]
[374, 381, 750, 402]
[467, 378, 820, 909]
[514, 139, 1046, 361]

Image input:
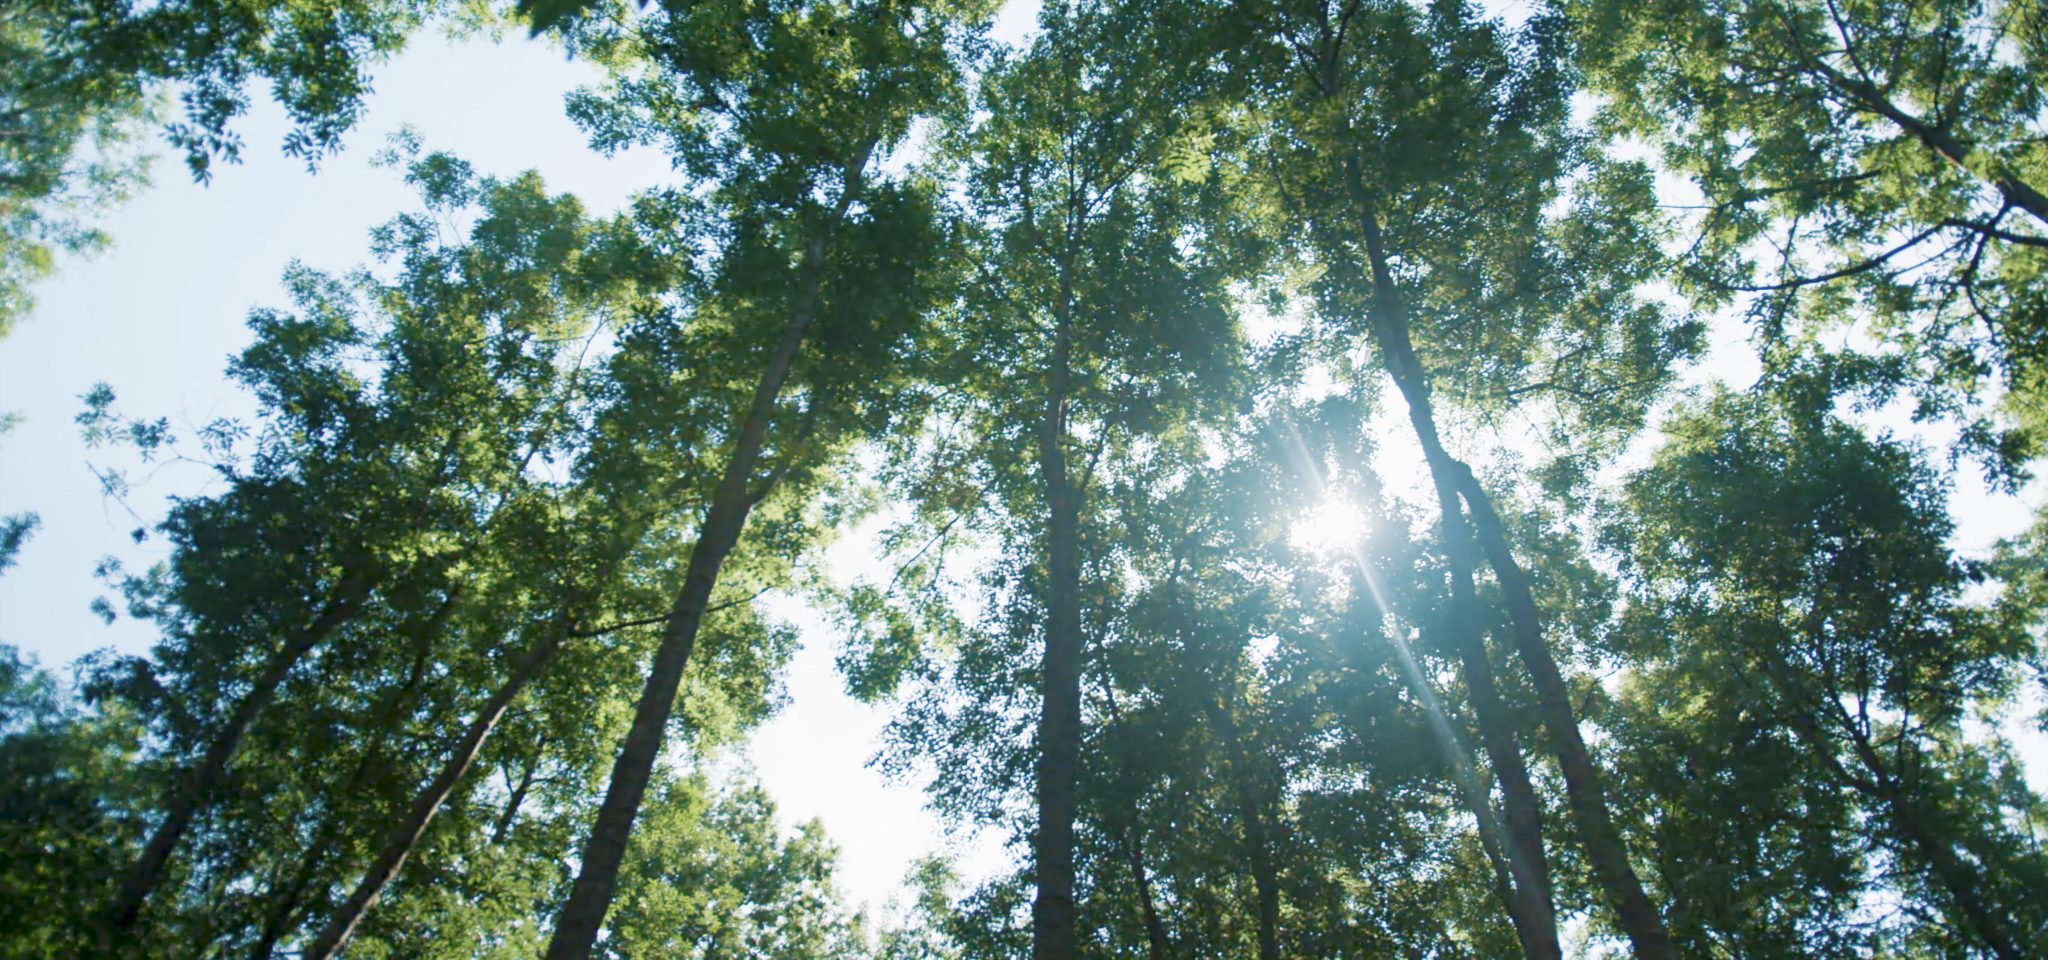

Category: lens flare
[1289, 496, 1369, 556]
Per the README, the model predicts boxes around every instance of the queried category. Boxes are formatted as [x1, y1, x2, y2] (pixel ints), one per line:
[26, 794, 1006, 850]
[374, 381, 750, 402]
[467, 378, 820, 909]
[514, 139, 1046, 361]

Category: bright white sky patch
[1288, 495, 1370, 557]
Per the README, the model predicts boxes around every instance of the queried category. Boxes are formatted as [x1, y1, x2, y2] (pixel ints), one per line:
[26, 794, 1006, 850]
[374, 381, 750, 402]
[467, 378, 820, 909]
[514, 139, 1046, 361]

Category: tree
[1572, 0, 2048, 471]
[600, 776, 867, 959]
[5, 0, 2046, 956]
[81, 140, 683, 954]
[1606, 358, 2048, 956]
[538, 1, 985, 954]
[0, 645, 148, 954]
[1244, 0, 1700, 952]
[850, 3, 1249, 955]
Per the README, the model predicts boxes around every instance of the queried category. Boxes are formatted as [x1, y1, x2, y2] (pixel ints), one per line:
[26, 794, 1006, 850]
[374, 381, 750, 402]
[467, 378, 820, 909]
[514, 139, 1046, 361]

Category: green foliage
[6, 0, 2048, 957]
[604, 777, 867, 959]
[1603, 366, 2048, 954]
[0, 646, 148, 954]
[1572, 0, 2048, 476]
[0, 0, 154, 334]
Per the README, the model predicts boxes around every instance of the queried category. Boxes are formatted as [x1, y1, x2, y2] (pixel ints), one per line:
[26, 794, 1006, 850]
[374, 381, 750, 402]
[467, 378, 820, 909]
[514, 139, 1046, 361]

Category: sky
[2, 0, 2043, 931]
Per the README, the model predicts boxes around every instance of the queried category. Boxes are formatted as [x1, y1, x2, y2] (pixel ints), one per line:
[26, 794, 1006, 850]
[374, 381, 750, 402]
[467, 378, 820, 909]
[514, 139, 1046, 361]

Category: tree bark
[1353, 198, 1675, 960]
[542, 138, 875, 960]
[303, 630, 568, 960]
[1449, 460, 1675, 960]
[1124, 827, 1170, 960]
[248, 822, 339, 960]
[1032, 253, 1083, 960]
[490, 743, 546, 847]
[1098, 667, 1169, 960]
[102, 575, 372, 945]
[1350, 190, 1558, 959]
[248, 603, 447, 960]
[1441, 545, 1561, 960]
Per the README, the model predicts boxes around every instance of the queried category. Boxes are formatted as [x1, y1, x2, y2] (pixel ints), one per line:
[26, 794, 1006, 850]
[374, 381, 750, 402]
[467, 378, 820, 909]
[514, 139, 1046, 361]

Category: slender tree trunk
[303, 630, 568, 960]
[248, 822, 340, 960]
[1032, 261, 1083, 960]
[1881, 793, 2024, 959]
[1440, 538, 1561, 960]
[542, 139, 875, 960]
[1241, 799, 1281, 960]
[1450, 460, 1675, 960]
[248, 604, 446, 960]
[1098, 667, 1168, 960]
[1345, 569, 1535, 950]
[305, 502, 672, 959]
[1215, 694, 1281, 960]
[1123, 826, 1170, 960]
[491, 742, 546, 847]
[1354, 198, 1676, 960]
[1345, 176, 1557, 958]
[102, 576, 371, 945]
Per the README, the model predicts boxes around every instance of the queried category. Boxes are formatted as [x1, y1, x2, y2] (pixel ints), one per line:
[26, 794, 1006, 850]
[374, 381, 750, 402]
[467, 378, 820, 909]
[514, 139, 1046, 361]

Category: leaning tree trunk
[102, 574, 372, 945]
[1355, 199, 1677, 960]
[1449, 459, 1676, 960]
[252, 600, 449, 959]
[542, 139, 874, 960]
[490, 742, 546, 846]
[1033, 260, 1084, 960]
[249, 821, 341, 960]
[304, 504, 680, 959]
[303, 628, 569, 960]
[1436, 518, 1562, 960]
[1099, 667, 1170, 960]
[1831, 714, 2027, 959]
[1124, 826, 1170, 960]
[1338, 170, 1558, 958]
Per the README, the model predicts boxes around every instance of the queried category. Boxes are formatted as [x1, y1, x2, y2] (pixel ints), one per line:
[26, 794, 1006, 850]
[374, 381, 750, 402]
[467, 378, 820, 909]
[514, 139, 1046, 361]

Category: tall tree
[1607, 358, 2048, 956]
[538, 1, 982, 953]
[1245, 0, 1700, 951]
[903, 3, 1247, 953]
[81, 142, 678, 953]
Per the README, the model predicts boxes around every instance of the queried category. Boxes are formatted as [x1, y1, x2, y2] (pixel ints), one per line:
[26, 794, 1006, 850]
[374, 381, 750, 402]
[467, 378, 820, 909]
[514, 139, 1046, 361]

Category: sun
[1288, 495, 1370, 557]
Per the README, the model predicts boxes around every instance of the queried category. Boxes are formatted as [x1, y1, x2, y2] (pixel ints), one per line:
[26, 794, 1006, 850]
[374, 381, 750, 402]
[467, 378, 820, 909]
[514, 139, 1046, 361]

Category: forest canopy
[2, 0, 2046, 958]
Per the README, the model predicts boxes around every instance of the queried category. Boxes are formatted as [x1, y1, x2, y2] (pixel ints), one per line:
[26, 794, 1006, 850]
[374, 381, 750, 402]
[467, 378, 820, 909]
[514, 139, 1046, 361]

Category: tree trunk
[542, 139, 875, 960]
[1351, 190, 1559, 959]
[1441, 542, 1561, 960]
[303, 630, 568, 960]
[1215, 695, 1282, 960]
[1124, 827, 1170, 960]
[102, 575, 371, 945]
[1834, 719, 2026, 959]
[1354, 198, 1675, 960]
[1032, 261, 1083, 960]
[248, 605, 446, 960]
[1450, 461, 1675, 960]
[248, 822, 339, 960]
[490, 743, 546, 847]
[1099, 666, 1168, 960]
